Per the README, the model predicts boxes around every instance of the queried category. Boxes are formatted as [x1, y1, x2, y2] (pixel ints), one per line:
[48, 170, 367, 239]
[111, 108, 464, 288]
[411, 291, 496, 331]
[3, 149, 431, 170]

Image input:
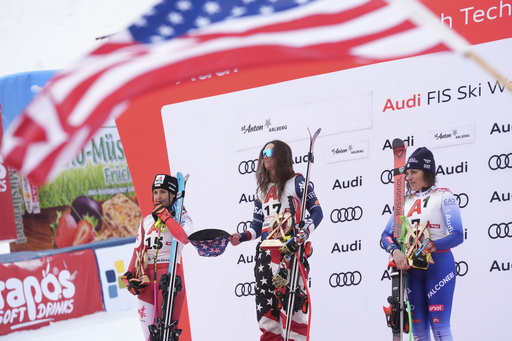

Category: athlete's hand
[410, 238, 437, 269]
[230, 233, 242, 246]
[152, 203, 172, 223]
[122, 271, 148, 295]
[272, 269, 288, 288]
[392, 249, 411, 270]
[295, 227, 309, 245]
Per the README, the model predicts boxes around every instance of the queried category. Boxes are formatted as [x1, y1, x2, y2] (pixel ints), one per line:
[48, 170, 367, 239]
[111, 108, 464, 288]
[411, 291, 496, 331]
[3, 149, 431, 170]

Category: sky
[0, 0, 159, 78]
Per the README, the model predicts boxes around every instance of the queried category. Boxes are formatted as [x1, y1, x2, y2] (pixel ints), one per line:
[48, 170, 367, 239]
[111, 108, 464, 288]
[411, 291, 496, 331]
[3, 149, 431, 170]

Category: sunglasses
[262, 148, 274, 158]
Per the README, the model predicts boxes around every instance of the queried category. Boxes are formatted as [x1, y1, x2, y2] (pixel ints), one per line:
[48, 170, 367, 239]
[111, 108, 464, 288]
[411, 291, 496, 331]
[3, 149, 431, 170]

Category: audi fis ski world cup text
[381, 80, 509, 112]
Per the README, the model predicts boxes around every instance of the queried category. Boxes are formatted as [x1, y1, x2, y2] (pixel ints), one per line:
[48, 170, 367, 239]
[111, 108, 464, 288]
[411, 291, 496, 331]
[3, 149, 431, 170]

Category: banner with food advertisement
[9, 116, 142, 252]
[0, 249, 104, 335]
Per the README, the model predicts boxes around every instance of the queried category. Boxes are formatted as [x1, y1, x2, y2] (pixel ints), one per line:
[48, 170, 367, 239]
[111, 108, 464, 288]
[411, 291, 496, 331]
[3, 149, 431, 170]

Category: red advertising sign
[0, 108, 17, 242]
[0, 249, 104, 335]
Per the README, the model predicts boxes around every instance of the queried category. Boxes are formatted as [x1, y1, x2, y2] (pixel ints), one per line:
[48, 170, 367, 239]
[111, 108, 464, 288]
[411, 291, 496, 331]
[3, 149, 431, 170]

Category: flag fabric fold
[1, 0, 451, 185]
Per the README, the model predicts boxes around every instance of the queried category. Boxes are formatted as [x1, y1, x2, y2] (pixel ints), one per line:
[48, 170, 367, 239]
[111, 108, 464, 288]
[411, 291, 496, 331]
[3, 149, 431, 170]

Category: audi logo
[330, 206, 363, 223]
[238, 159, 258, 175]
[237, 221, 251, 233]
[380, 169, 394, 185]
[488, 222, 512, 239]
[455, 261, 468, 277]
[234, 282, 256, 297]
[329, 271, 362, 287]
[453, 193, 469, 209]
[488, 153, 512, 170]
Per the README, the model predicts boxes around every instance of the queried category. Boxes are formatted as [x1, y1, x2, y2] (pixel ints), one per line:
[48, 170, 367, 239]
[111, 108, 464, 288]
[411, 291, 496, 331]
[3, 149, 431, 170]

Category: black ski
[283, 128, 321, 341]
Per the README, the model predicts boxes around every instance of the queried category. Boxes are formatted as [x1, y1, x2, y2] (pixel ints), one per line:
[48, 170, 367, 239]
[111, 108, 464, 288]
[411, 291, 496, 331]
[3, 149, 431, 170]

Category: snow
[1, 308, 144, 340]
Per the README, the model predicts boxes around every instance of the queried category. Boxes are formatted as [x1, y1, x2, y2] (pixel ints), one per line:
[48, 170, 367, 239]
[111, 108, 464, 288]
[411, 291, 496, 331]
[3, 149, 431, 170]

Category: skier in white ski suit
[123, 174, 192, 341]
[381, 147, 464, 341]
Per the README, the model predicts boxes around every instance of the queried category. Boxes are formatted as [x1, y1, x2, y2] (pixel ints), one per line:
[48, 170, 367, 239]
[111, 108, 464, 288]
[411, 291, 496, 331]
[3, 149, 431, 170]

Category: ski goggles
[262, 148, 274, 158]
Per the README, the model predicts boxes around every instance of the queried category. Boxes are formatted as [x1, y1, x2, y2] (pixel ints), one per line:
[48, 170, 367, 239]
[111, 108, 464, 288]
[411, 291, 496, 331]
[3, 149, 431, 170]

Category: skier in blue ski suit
[381, 147, 464, 341]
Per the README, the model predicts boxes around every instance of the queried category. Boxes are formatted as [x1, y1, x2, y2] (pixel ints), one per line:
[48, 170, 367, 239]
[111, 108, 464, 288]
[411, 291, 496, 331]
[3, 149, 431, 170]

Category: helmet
[152, 174, 178, 195]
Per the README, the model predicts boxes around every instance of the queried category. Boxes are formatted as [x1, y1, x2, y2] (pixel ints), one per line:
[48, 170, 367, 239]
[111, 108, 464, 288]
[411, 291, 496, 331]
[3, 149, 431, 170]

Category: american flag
[1, 0, 451, 185]
[255, 246, 281, 327]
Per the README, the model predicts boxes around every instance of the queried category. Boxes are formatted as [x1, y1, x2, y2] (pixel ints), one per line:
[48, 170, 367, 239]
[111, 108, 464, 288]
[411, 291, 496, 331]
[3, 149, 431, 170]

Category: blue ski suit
[381, 187, 464, 341]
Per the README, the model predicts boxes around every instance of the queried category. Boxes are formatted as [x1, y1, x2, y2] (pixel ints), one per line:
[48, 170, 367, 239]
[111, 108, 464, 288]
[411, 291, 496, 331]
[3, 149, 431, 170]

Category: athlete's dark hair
[256, 140, 295, 198]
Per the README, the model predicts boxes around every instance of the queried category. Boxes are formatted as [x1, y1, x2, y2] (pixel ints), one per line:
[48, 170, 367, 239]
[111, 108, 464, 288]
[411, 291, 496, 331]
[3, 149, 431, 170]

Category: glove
[152, 203, 172, 223]
[295, 227, 309, 245]
[122, 271, 148, 295]
[280, 227, 309, 255]
[301, 218, 314, 235]
[410, 238, 437, 269]
[280, 235, 298, 255]
[272, 269, 288, 288]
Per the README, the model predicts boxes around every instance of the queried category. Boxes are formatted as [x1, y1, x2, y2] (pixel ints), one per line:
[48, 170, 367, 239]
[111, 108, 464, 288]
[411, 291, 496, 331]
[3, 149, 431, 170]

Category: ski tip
[392, 138, 405, 149]
[308, 127, 321, 140]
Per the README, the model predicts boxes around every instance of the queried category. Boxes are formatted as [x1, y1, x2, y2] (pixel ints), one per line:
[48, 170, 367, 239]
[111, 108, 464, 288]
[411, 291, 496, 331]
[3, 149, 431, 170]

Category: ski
[383, 138, 412, 341]
[283, 128, 321, 341]
[149, 172, 188, 341]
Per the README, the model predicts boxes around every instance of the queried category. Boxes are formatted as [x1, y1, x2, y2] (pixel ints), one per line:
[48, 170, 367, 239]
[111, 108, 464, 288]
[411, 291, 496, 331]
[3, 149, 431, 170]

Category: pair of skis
[282, 128, 321, 341]
[149, 172, 188, 341]
[383, 139, 413, 341]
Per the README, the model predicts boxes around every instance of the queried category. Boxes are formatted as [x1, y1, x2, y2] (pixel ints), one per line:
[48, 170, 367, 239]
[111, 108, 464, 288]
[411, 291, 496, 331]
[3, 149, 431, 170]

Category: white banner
[162, 38, 512, 341]
[95, 243, 137, 312]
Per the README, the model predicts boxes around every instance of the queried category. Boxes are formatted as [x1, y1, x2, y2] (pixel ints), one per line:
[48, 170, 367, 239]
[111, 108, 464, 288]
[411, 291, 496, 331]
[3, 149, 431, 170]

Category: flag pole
[464, 51, 512, 91]
[388, 0, 512, 92]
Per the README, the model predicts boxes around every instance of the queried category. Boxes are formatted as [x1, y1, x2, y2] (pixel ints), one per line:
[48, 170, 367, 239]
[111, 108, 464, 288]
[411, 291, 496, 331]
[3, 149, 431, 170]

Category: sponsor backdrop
[99, 1, 510, 339]
[158, 38, 511, 340]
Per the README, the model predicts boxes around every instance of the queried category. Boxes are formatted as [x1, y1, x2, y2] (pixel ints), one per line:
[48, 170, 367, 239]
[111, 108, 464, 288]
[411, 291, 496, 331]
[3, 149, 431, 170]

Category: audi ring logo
[238, 159, 258, 175]
[237, 221, 251, 233]
[488, 153, 512, 170]
[235, 282, 256, 297]
[330, 206, 363, 223]
[329, 271, 362, 287]
[380, 169, 394, 185]
[455, 261, 468, 276]
[488, 222, 512, 239]
[454, 193, 469, 209]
